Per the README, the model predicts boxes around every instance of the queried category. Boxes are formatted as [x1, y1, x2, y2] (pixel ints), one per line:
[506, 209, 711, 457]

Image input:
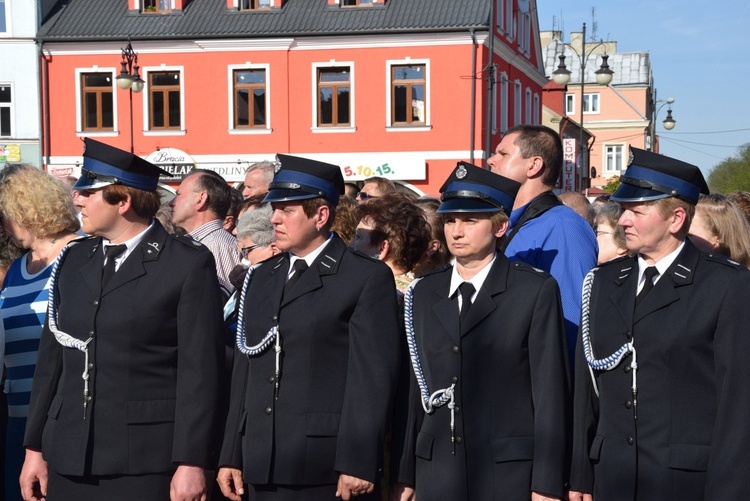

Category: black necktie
[636, 266, 659, 307]
[458, 282, 475, 327]
[283, 260, 309, 297]
[102, 244, 127, 287]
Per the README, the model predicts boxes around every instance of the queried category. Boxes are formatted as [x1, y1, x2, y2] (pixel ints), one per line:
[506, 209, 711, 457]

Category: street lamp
[552, 23, 614, 192]
[116, 40, 144, 153]
[649, 96, 676, 152]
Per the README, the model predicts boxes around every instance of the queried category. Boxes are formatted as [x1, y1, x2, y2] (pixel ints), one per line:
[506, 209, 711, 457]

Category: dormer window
[341, 0, 373, 7]
[143, 0, 172, 13]
[240, 0, 271, 10]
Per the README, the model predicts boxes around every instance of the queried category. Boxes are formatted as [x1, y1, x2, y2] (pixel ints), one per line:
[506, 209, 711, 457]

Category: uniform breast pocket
[415, 432, 435, 460]
[125, 399, 176, 473]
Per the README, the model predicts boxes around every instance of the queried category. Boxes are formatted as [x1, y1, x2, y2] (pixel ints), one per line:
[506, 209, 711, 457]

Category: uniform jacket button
[451, 376, 458, 383]
[627, 436, 634, 445]
[452, 345, 459, 354]
[455, 436, 462, 444]
[265, 407, 272, 415]
[624, 364, 631, 373]
[268, 376, 275, 384]
[624, 400, 632, 409]
[93, 300, 99, 306]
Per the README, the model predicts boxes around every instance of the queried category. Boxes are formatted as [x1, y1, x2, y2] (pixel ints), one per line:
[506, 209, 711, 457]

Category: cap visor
[437, 198, 500, 214]
[610, 184, 671, 203]
[72, 176, 114, 191]
[263, 188, 320, 204]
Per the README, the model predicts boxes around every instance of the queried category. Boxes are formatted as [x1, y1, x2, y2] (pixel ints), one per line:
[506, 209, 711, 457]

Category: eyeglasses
[240, 243, 264, 257]
[595, 230, 613, 236]
[355, 192, 378, 201]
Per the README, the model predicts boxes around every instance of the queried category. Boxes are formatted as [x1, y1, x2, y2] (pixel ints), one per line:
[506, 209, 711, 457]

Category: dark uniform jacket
[219, 235, 401, 486]
[570, 240, 750, 500]
[398, 255, 570, 500]
[25, 222, 225, 476]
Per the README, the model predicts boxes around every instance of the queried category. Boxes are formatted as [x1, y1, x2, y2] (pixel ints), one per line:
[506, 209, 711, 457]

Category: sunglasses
[356, 192, 378, 200]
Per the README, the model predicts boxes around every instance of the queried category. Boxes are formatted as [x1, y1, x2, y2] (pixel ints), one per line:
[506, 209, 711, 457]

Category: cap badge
[273, 156, 282, 173]
[628, 149, 635, 166]
[456, 164, 468, 179]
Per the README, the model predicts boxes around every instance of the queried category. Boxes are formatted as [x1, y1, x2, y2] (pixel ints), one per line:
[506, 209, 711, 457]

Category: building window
[239, 0, 270, 9]
[391, 64, 425, 126]
[143, 0, 171, 12]
[491, 67, 498, 132]
[0, 83, 11, 137]
[496, 0, 504, 33]
[525, 88, 532, 124]
[500, 73, 508, 133]
[514, 81, 522, 126]
[604, 144, 624, 173]
[233, 69, 267, 128]
[149, 71, 181, 130]
[0, 0, 7, 33]
[583, 93, 600, 114]
[565, 94, 575, 115]
[533, 93, 540, 125]
[504, 0, 513, 37]
[341, 0, 373, 6]
[81, 73, 114, 132]
[518, 11, 531, 54]
[317, 67, 350, 127]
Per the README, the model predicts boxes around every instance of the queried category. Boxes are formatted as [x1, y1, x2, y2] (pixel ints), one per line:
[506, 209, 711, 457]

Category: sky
[536, 0, 750, 177]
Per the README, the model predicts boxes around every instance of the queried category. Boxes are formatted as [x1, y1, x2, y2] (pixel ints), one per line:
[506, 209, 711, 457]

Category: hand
[170, 464, 207, 501]
[216, 467, 245, 501]
[20, 449, 48, 501]
[567, 491, 593, 501]
[389, 482, 415, 501]
[335, 473, 374, 500]
[531, 493, 561, 501]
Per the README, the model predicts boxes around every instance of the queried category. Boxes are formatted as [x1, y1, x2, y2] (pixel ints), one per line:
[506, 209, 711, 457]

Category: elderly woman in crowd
[350, 192, 431, 295]
[593, 201, 630, 265]
[0, 164, 80, 501]
[688, 193, 750, 268]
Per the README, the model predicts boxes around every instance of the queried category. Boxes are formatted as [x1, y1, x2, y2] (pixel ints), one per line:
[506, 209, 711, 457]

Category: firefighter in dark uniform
[20, 138, 225, 501]
[569, 148, 750, 500]
[217, 155, 401, 501]
[393, 163, 570, 501]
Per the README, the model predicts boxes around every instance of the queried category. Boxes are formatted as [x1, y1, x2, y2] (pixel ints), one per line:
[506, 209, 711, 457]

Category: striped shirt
[189, 219, 242, 297]
[1, 254, 53, 418]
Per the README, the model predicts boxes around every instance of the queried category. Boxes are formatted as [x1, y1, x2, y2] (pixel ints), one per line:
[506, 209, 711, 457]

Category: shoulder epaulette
[706, 253, 742, 269]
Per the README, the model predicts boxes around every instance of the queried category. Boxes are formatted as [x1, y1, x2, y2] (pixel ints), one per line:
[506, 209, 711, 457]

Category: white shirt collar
[287, 233, 333, 278]
[448, 253, 497, 305]
[102, 220, 155, 270]
[637, 240, 685, 290]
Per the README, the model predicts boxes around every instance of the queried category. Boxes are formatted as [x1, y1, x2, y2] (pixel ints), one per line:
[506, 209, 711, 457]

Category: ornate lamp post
[552, 23, 614, 192]
[649, 96, 676, 152]
[116, 40, 144, 153]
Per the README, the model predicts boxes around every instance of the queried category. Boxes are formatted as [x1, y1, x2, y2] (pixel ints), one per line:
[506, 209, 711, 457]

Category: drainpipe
[38, 42, 51, 170]
[484, 0, 496, 165]
[470, 29, 476, 164]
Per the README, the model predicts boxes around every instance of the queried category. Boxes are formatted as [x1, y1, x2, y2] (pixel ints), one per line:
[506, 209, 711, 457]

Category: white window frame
[142, 65, 186, 136]
[513, 80, 522, 126]
[603, 143, 626, 173]
[533, 93, 540, 125]
[0, 81, 14, 138]
[504, 0, 513, 38]
[491, 66, 498, 133]
[496, 0, 504, 33]
[312, 61, 355, 133]
[227, 63, 272, 135]
[524, 87, 532, 124]
[583, 93, 600, 114]
[500, 73, 508, 133]
[75, 67, 118, 137]
[518, 11, 531, 54]
[385, 58, 430, 132]
[565, 94, 575, 115]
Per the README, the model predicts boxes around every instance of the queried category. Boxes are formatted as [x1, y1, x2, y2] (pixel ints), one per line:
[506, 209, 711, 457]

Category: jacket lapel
[102, 223, 165, 296]
[431, 271, 459, 344]
[460, 257, 507, 337]
[280, 236, 344, 307]
[609, 257, 638, 328]
[81, 237, 105, 296]
[633, 242, 698, 324]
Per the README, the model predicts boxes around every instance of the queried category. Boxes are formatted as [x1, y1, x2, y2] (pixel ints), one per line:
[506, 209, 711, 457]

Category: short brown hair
[504, 125, 563, 187]
[102, 184, 161, 219]
[357, 193, 431, 273]
[654, 196, 695, 238]
[301, 197, 337, 231]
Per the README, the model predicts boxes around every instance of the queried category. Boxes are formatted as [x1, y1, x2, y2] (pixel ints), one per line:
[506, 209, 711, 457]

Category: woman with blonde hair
[0, 164, 80, 500]
[689, 193, 750, 268]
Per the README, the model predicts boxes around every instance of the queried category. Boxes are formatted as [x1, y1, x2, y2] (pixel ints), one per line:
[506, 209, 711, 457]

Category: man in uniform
[20, 138, 225, 501]
[394, 163, 570, 500]
[569, 148, 750, 500]
[217, 155, 401, 500]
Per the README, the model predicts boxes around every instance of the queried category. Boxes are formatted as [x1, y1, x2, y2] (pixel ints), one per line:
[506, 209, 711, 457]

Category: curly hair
[0, 164, 80, 239]
[331, 195, 358, 244]
[356, 193, 431, 273]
